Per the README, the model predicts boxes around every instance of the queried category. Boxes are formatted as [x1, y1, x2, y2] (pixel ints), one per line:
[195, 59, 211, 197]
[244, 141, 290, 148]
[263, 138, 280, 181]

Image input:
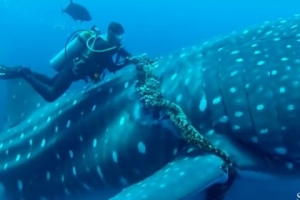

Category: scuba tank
[49, 25, 100, 72]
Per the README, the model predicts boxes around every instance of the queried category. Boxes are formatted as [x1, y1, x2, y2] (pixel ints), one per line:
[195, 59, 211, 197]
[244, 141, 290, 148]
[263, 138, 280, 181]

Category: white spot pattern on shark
[1, 12, 300, 200]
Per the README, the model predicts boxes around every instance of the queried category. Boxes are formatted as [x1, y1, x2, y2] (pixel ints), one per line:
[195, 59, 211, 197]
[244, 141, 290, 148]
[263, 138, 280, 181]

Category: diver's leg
[22, 67, 75, 102]
[29, 71, 56, 85]
[0, 64, 65, 87]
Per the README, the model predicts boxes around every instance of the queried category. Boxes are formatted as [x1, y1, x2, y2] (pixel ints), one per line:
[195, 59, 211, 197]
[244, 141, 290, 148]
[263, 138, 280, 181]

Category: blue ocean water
[0, 0, 299, 117]
[0, 0, 300, 199]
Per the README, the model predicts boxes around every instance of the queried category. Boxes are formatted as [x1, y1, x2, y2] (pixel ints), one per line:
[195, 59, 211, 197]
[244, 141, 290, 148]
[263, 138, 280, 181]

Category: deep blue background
[0, 1, 300, 199]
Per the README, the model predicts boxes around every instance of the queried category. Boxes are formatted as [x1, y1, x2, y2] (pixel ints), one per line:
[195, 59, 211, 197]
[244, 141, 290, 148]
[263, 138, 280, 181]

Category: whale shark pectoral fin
[109, 154, 228, 200]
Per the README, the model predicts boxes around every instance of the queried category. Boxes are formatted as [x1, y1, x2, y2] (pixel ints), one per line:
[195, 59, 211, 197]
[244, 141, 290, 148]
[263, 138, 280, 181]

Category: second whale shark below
[0, 13, 300, 200]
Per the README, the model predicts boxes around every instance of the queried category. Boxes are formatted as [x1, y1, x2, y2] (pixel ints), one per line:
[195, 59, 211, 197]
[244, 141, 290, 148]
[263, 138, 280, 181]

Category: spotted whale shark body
[1, 13, 300, 200]
[0, 73, 228, 200]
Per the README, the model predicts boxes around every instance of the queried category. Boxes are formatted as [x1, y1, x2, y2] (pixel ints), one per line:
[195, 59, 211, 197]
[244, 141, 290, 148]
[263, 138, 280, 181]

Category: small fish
[3, 13, 300, 200]
[61, 0, 92, 22]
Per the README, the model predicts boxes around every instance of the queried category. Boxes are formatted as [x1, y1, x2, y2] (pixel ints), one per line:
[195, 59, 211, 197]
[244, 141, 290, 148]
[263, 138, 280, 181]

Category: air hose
[64, 26, 118, 60]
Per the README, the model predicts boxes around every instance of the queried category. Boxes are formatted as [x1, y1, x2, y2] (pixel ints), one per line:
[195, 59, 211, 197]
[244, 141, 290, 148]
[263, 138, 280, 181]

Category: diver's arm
[118, 47, 132, 58]
[107, 60, 129, 73]
[107, 47, 134, 73]
[115, 47, 133, 64]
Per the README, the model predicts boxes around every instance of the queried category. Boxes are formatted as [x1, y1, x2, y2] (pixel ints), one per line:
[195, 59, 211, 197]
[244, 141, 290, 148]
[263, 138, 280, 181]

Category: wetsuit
[20, 37, 132, 102]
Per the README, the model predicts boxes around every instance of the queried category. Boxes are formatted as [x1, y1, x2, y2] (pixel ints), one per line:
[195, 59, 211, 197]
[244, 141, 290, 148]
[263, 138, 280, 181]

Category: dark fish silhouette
[61, 0, 92, 22]
[3, 13, 300, 200]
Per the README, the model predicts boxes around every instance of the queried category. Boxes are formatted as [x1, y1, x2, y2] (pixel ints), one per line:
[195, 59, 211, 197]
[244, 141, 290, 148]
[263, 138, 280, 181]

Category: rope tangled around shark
[134, 54, 236, 199]
[134, 54, 234, 167]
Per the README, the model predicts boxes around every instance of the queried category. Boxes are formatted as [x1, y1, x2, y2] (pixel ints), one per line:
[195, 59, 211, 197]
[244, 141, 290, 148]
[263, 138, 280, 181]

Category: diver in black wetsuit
[0, 22, 139, 102]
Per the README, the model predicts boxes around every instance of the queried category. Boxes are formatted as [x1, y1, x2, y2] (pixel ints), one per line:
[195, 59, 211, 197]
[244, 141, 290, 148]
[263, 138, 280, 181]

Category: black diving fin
[0, 65, 27, 79]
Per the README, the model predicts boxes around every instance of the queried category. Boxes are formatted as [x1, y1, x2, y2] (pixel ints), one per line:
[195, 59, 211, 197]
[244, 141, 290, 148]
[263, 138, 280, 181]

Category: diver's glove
[72, 57, 87, 75]
[126, 54, 158, 65]
[0, 65, 31, 79]
[124, 56, 141, 65]
[74, 57, 87, 66]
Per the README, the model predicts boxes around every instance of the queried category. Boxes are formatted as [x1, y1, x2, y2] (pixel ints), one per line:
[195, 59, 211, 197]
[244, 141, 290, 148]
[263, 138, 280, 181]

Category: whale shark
[1, 13, 300, 200]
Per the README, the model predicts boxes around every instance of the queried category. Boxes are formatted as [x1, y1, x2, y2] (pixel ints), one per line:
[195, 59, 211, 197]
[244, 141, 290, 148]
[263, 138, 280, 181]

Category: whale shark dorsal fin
[4, 79, 47, 129]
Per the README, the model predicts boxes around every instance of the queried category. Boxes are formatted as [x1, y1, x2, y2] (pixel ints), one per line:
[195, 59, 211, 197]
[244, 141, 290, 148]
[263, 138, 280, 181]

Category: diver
[0, 22, 140, 102]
